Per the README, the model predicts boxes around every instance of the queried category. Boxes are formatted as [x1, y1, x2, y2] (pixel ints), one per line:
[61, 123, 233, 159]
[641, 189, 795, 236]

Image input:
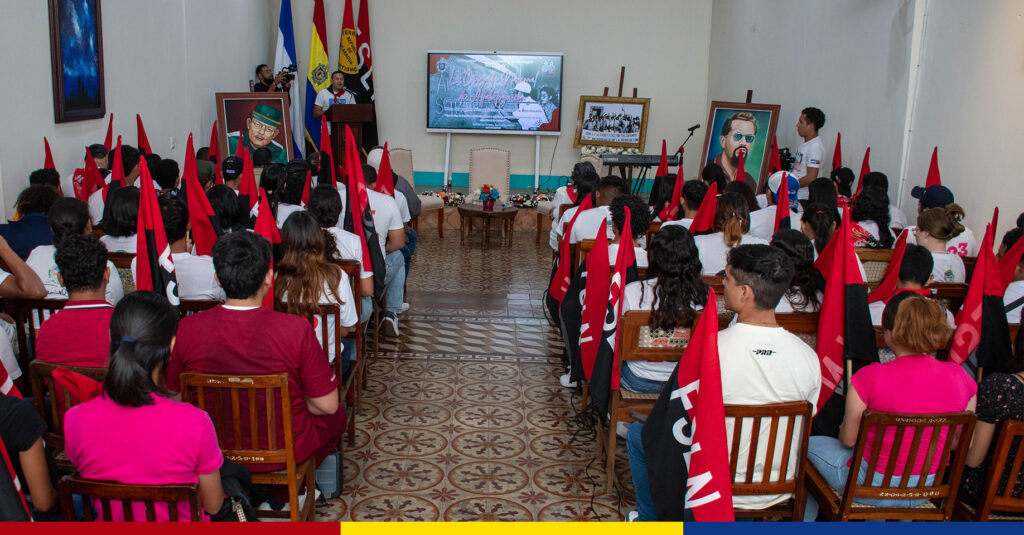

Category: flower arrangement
[580, 145, 642, 156]
[421, 190, 465, 207]
[509, 192, 551, 208]
[476, 184, 500, 202]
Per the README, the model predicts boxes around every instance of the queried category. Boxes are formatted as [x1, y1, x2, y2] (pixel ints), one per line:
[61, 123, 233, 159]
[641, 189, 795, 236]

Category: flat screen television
[426, 51, 563, 135]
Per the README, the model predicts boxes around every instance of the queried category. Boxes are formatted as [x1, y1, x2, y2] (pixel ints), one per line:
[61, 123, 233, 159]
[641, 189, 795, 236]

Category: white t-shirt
[775, 291, 822, 313]
[315, 88, 355, 135]
[99, 234, 137, 254]
[718, 322, 821, 509]
[131, 252, 225, 301]
[569, 206, 613, 244]
[930, 251, 966, 283]
[365, 189, 404, 256]
[906, 224, 979, 257]
[792, 136, 824, 200]
[868, 294, 956, 327]
[1004, 280, 1024, 324]
[25, 244, 124, 305]
[87, 189, 105, 225]
[620, 278, 697, 381]
[749, 205, 799, 241]
[551, 186, 573, 221]
[694, 232, 770, 275]
[279, 273, 358, 364]
[550, 205, 577, 251]
[393, 190, 411, 223]
[0, 269, 17, 381]
[607, 244, 648, 268]
[276, 203, 305, 228]
[659, 218, 693, 231]
[889, 205, 908, 230]
[326, 227, 373, 280]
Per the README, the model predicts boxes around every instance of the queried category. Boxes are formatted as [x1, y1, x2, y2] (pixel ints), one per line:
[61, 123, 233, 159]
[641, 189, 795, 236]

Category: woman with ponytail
[64, 291, 224, 521]
[275, 211, 358, 372]
[620, 225, 708, 393]
[694, 192, 768, 275]
[913, 206, 967, 282]
[800, 202, 837, 256]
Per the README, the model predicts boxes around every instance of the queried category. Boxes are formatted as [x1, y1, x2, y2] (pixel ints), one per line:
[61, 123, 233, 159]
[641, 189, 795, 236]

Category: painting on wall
[699, 101, 781, 191]
[49, 0, 105, 123]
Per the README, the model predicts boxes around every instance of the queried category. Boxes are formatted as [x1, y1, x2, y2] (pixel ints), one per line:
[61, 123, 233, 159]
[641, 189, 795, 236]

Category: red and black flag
[773, 172, 792, 234]
[588, 207, 639, 417]
[655, 140, 668, 178]
[769, 135, 782, 175]
[136, 114, 152, 154]
[81, 146, 105, 202]
[573, 225, 610, 383]
[135, 156, 179, 306]
[253, 187, 281, 309]
[950, 216, 1012, 373]
[867, 229, 909, 303]
[339, 0, 378, 151]
[43, 137, 56, 171]
[0, 433, 30, 521]
[547, 196, 594, 303]
[925, 147, 942, 187]
[374, 142, 396, 196]
[832, 132, 843, 171]
[688, 182, 718, 235]
[642, 289, 734, 521]
[103, 113, 114, 150]
[341, 125, 386, 301]
[238, 145, 258, 210]
[1000, 228, 1024, 291]
[812, 209, 877, 435]
[854, 147, 871, 199]
[0, 363, 19, 398]
[182, 134, 221, 256]
[320, 115, 337, 188]
[657, 157, 685, 222]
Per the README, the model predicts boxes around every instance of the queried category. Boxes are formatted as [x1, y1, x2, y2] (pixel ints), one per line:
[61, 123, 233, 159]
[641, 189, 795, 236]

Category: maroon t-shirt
[35, 300, 113, 368]
[167, 305, 338, 465]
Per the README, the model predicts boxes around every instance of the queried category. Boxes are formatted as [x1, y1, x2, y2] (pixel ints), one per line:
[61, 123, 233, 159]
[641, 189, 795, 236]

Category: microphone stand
[676, 128, 698, 158]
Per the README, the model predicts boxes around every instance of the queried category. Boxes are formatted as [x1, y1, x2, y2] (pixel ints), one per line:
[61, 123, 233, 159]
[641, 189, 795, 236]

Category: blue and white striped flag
[274, 0, 303, 157]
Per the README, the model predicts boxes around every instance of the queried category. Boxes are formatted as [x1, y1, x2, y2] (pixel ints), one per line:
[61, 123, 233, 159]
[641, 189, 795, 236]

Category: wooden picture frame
[48, 0, 105, 123]
[574, 95, 650, 150]
[215, 92, 293, 165]
[699, 101, 781, 192]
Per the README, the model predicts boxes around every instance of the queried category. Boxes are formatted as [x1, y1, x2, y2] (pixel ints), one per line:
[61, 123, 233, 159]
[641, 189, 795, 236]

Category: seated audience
[0, 233, 47, 383]
[550, 162, 597, 223]
[220, 156, 244, 192]
[750, 172, 800, 240]
[91, 145, 140, 225]
[196, 159, 215, 192]
[608, 195, 652, 268]
[569, 175, 629, 246]
[35, 235, 114, 368]
[308, 185, 374, 299]
[275, 171, 306, 228]
[913, 206, 967, 283]
[152, 159, 180, 194]
[803, 293, 976, 520]
[700, 162, 728, 193]
[660, 179, 707, 231]
[1001, 228, 1024, 323]
[550, 171, 599, 250]
[27, 198, 123, 304]
[800, 202, 837, 256]
[206, 185, 247, 233]
[831, 166, 855, 206]
[694, 192, 768, 275]
[860, 171, 907, 229]
[649, 173, 678, 222]
[627, 244, 820, 520]
[98, 186, 140, 253]
[0, 185, 59, 258]
[357, 165, 407, 336]
[65, 291, 224, 521]
[960, 326, 1024, 506]
[867, 244, 954, 326]
[907, 185, 978, 256]
[0, 392, 56, 518]
[29, 168, 62, 194]
[276, 211, 358, 372]
[260, 163, 285, 198]
[167, 231, 344, 473]
[723, 180, 759, 214]
[362, 163, 415, 283]
[770, 229, 824, 312]
[367, 146, 422, 222]
[850, 186, 895, 248]
[802, 177, 842, 223]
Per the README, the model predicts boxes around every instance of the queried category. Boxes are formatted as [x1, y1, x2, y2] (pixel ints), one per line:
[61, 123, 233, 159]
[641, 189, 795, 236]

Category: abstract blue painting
[49, 0, 105, 122]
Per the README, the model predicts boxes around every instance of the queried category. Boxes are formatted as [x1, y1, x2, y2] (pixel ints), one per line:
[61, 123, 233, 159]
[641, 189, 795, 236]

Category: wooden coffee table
[457, 204, 518, 249]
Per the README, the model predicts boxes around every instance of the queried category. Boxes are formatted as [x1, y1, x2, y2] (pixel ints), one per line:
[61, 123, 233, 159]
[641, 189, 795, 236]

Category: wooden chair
[468, 148, 511, 201]
[4, 298, 67, 369]
[326, 258, 364, 446]
[965, 256, 978, 280]
[776, 312, 820, 349]
[28, 360, 107, 472]
[58, 475, 201, 522]
[804, 410, 976, 521]
[699, 276, 733, 328]
[954, 419, 1024, 520]
[727, 401, 813, 520]
[390, 147, 444, 238]
[855, 247, 894, 291]
[90, 225, 105, 238]
[107, 252, 136, 293]
[598, 310, 686, 488]
[178, 299, 221, 317]
[580, 153, 608, 176]
[178, 372, 316, 522]
[646, 221, 662, 245]
[928, 282, 968, 315]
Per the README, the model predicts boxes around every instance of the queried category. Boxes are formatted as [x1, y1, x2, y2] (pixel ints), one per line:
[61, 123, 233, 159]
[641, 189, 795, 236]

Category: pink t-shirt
[64, 393, 222, 521]
[851, 355, 977, 476]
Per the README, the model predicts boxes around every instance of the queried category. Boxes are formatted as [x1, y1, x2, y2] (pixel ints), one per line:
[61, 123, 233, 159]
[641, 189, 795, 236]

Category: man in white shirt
[660, 180, 708, 232]
[749, 171, 800, 240]
[313, 71, 355, 135]
[867, 244, 954, 327]
[356, 166, 406, 337]
[792, 107, 825, 201]
[567, 175, 628, 244]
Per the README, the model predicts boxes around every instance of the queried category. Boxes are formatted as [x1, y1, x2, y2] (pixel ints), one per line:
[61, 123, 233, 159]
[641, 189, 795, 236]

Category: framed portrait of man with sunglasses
[699, 101, 780, 190]
[216, 92, 293, 164]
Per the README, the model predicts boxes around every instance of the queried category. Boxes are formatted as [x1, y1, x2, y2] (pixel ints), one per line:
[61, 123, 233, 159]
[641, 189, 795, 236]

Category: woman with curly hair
[850, 186, 894, 248]
[619, 225, 708, 394]
[770, 229, 824, 312]
[694, 192, 768, 275]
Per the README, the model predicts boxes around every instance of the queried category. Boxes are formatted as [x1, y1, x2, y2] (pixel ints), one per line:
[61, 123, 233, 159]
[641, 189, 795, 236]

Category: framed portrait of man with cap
[215, 92, 293, 164]
[699, 101, 781, 192]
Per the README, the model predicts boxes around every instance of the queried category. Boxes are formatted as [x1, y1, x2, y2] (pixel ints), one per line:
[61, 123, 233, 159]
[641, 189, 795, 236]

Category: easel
[603, 66, 638, 99]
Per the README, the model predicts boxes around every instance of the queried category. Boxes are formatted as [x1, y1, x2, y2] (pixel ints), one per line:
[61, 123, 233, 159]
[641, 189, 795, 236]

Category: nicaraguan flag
[275, 0, 303, 157]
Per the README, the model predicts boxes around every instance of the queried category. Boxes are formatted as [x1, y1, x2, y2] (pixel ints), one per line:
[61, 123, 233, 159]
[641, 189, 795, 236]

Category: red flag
[735, 150, 746, 182]
[374, 142, 395, 195]
[657, 158, 685, 221]
[43, 137, 56, 170]
[926, 147, 941, 187]
[854, 147, 871, 199]
[0, 434, 29, 520]
[238, 147, 258, 209]
[655, 139, 668, 177]
[688, 182, 718, 235]
[253, 187, 281, 309]
[301, 170, 312, 208]
[136, 114, 152, 154]
[82, 147, 104, 201]
[813, 211, 877, 411]
[548, 196, 594, 302]
[103, 136, 125, 202]
[832, 132, 843, 171]
[214, 161, 223, 186]
[320, 115, 337, 188]
[135, 156, 179, 305]
[1000, 232, 1024, 291]
[768, 135, 782, 175]
[208, 120, 219, 164]
[773, 172, 791, 234]
[0, 362, 19, 398]
[341, 125, 387, 300]
[950, 216, 1012, 369]
[867, 229, 909, 303]
[183, 134, 220, 256]
[103, 113, 114, 150]
[579, 226, 610, 379]
[52, 368, 103, 403]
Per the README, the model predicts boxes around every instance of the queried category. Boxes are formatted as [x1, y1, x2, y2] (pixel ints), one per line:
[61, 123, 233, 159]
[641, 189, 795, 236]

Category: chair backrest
[580, 154, 607, 176]
[28, 360, 108, 451]
[3, 298, 66, 366]
[726, 401, 813, 514]
[91, 225, 105, 238]
[618, 310, 688, 360]
[178, 299, 221, 317]
[108, 252, 136, 293]
[776, 312, 819, 348]
[58, 475, 201, 522]
[178, 372, 296, 473]
[842, 410, 976, 518]
[855, 247, 894, 290]
[557, 202, 574, 221]
[973, 419, 1024, 518]
[468, 148, 510, 196]
[389, 147, 414, 185]
[646, 221, 662, 245]
[575, 238, 648, 280]
[928, 282, 968, 314]
[321, 259, 362, 379]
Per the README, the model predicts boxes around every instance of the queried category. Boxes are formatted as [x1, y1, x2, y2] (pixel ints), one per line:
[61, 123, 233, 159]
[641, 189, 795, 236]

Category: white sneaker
[626, 510, 639, 522]
[559, 372, 577, 388]
[616, 421, 630, 439]
[401, 302, 410, 313]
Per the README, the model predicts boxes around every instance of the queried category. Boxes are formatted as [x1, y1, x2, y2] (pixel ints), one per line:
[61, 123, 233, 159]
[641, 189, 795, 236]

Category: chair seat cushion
[420, 195, 444, 211]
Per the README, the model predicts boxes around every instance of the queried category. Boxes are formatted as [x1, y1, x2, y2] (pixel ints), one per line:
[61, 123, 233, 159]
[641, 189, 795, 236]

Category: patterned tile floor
[315, 230, 635, 521]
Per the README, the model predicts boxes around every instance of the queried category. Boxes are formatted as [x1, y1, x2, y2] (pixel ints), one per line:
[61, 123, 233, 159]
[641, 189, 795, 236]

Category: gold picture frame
[574, 95, 650, 150]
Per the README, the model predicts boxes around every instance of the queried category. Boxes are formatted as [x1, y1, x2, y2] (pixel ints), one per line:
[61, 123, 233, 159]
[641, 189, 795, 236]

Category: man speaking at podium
[314, 71, 356, 135]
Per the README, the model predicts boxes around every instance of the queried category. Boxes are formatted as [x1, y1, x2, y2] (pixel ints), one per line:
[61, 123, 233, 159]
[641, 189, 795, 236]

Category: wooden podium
[327, 104, 374, 164]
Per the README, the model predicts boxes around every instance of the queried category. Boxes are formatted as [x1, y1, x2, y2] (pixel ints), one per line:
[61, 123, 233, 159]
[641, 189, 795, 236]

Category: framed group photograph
[574, 96, 650, 150]
[215, 92, 293, 165]
[48, 0, 105, 123]
[699, 101, 781, 191]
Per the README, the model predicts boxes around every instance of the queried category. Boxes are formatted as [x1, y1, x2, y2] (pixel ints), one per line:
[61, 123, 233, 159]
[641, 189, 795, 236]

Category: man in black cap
[905, 184, 978, 256]
[221, 156, 244, 193]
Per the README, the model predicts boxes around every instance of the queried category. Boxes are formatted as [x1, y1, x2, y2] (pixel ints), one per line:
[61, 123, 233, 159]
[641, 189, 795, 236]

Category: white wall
[276, 0, 712, 188]
[0, 0, 270, 219]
